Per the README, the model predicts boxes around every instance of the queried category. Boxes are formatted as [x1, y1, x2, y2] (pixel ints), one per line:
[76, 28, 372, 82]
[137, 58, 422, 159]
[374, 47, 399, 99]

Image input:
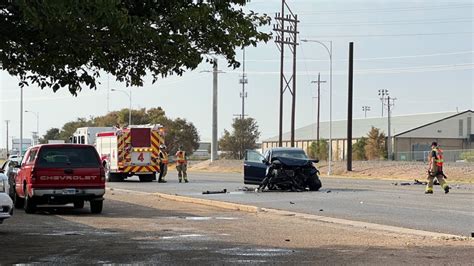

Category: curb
[108, 188, 469, 240]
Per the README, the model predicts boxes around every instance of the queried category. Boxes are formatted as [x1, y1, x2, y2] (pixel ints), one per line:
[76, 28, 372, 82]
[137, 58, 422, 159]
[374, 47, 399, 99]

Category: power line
[245, 51, 474, 63]
[295, 4, 474, 14]
[304, 32, 474, 38]
[301, 18, 473, 27]
[226, 63, 474, 75]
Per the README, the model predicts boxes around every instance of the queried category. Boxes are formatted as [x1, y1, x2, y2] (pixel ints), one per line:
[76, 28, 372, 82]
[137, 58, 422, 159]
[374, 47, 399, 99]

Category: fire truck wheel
[139, 175, 154, 182]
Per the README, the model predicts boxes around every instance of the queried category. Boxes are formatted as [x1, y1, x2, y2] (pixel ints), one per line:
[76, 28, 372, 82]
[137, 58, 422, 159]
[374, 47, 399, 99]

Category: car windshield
[37, 146, 100, 168]
[272, 150, 308, 160]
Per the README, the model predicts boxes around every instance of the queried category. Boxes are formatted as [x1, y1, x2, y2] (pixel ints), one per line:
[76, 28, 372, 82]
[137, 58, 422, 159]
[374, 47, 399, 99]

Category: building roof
[264, 110, 472, 142]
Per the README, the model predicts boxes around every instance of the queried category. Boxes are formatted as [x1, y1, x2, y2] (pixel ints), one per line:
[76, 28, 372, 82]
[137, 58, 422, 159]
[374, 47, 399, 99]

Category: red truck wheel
[24, 192, 37, 214]
[90, 200, 103, 214]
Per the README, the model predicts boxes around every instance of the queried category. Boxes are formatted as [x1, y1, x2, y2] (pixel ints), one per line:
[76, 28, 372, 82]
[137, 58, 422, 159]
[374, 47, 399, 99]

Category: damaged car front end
[244, 148, 322, 192]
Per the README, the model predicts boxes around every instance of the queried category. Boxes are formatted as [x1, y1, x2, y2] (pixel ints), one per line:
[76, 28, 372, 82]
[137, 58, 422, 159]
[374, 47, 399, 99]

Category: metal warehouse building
[262, 110, 473, 162]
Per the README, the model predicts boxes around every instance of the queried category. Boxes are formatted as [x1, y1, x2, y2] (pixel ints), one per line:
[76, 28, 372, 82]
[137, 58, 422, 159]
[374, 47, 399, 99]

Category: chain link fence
[395, 149, 474, 162]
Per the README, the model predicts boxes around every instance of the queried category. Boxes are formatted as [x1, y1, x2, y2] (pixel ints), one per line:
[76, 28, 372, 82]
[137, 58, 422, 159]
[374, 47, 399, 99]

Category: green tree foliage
[59, 118, 93, 141]
[219, 117, 260, 159]
[0, 1, 271, 95]
[365, 127, 387, 160]
[39, 128, 61, 144]
[40, 107, 199, 154]
[308, 139, 328, 161]
[352, 137, 368, 160]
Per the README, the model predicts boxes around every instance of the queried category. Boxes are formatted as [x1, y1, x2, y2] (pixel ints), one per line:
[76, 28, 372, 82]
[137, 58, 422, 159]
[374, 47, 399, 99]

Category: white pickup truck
[0, 173, 13, 224]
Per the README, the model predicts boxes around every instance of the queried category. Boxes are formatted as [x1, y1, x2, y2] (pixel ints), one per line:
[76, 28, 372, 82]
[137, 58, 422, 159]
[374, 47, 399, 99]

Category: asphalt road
[2, 189, 472, 264]
[109, 171, 474, 237]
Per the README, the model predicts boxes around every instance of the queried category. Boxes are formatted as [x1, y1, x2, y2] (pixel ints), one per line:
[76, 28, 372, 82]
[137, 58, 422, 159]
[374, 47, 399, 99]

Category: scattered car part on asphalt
[202, 189, 227, 195]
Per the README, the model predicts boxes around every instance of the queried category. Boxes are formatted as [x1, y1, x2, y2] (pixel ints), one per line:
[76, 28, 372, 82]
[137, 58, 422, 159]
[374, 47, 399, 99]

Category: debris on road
[236, 187, 255, 192]
[414, 179, 427, 185]
[326, 190, 332, 193]
[319, 209, 324, 212]
[202, 189, 227, 195]
[290, 202, 295, 204]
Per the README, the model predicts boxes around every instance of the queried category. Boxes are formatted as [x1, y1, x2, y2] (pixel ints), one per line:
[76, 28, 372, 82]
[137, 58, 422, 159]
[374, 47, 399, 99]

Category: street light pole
[25, 110, 39, 145]
[301, 39, 333, 175]
[5, 120, 9, 154]
[111, 89, 132, 126]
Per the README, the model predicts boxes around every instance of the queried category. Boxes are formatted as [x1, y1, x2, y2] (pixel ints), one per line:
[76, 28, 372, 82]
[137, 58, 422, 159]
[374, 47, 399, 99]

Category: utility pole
[362, 106, 371, 118]
[20, 86, 23, 156]
[311, 73, 326, 142]
[347, 42, 354, 171]
[274, 0, 299, 147]
[5, 120, 9, 154]
[378, 89, 388, 117]
[212, 60, 219, 162]
[239, 48, 248, 120]
[380, 90, 396, 160]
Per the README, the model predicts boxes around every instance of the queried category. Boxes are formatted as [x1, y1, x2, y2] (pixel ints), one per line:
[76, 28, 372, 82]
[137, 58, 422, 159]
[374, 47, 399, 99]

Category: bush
[460, 151, 474, 162]
[352, 137, 368, 160]
[308, 139, 328, 161]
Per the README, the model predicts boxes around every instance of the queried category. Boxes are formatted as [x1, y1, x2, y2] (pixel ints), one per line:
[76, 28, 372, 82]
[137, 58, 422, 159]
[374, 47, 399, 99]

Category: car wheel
[308, 175, 322, 191]
[90, 200, 103, 214]
[24, 192, 36, 214]
[74, 200, 85, 209]
[13, 190, 24, 209]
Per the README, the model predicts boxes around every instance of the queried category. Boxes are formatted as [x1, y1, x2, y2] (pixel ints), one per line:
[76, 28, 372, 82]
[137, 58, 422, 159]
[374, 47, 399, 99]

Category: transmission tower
[274, 0, 299, 147]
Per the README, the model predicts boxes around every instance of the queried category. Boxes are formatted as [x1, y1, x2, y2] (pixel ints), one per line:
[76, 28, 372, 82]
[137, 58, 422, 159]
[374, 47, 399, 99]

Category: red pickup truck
[14, 144, 106, 214]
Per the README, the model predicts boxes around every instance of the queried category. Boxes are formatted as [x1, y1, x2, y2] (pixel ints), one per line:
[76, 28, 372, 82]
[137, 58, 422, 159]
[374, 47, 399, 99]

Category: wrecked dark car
[244, 148, 322, 192]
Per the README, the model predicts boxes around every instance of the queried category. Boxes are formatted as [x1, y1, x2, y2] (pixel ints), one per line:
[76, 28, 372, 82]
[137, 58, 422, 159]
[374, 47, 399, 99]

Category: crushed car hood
[273, 156, 313, 167]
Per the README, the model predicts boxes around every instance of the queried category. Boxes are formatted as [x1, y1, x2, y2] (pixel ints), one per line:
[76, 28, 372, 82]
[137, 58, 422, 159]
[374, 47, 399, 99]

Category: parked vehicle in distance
[0, 173, 13, 224]
[14, 144, 106, 214]
[8, 154, 20, 160]
[244, 147, 322, 191]
[0, 159, 21, 199]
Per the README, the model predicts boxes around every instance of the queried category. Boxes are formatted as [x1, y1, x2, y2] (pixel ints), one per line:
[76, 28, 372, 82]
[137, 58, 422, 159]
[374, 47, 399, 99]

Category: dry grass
[188, 159, 474, 183]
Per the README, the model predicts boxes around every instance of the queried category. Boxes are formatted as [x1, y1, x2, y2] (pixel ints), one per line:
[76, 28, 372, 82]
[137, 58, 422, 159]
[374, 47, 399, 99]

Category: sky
[0, 0, 473, 148]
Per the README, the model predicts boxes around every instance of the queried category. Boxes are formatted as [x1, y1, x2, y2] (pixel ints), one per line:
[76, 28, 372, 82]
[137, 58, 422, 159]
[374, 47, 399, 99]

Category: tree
[164, 118, 200, 156]
[0, 1, 271, 95]
[365, 127, 387, 160]
[308, 139, 328, 161]
[219, 117, 260, 159]
[39, 128, 61, 144]
[59, 118, 93, 141]
[352, 137, 368, 161]
[40, 107, 200, 155]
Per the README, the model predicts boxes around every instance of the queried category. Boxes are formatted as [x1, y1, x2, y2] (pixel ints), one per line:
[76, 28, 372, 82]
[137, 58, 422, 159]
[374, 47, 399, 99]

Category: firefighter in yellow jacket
[426, 142, 449, 194]
[158, 144, 169, 183]
[175, 146, 188, 183]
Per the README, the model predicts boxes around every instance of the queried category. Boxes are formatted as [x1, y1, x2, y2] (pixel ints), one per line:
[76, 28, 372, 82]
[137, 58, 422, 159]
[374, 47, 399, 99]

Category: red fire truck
[95, 125, 165, 182]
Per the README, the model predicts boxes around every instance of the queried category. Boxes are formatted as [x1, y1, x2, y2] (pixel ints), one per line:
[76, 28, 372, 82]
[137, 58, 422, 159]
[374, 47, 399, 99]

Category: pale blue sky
[1, 0, 473, 148]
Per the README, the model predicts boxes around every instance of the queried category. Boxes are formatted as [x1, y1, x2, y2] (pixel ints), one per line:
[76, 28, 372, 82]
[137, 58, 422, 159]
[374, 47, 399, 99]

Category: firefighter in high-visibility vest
[426, 142, 449, 194]
[158, 144, 169, 183]
[175, 146, 188, 183]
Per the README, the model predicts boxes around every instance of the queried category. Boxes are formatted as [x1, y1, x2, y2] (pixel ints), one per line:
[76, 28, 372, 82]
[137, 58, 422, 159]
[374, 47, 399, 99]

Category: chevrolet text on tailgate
[14, 144, 106, 214]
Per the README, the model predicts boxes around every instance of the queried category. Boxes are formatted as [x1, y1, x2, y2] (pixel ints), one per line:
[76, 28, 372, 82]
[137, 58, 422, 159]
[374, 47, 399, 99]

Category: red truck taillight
[100, 167, 106, 182]
[31, 167, 36, 182]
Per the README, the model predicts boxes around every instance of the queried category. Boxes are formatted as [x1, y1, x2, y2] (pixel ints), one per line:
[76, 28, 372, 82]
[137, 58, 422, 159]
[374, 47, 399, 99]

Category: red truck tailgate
[33, 145, 104, 189]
